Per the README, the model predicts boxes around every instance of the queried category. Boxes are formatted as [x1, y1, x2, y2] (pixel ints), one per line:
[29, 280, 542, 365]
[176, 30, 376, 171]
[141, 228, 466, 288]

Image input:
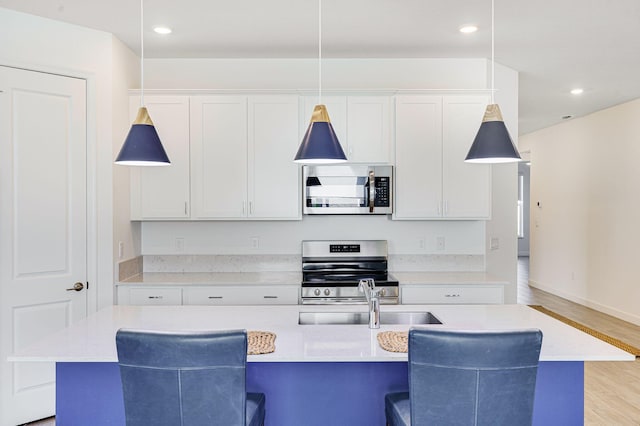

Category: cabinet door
[183, 286, 298, 305]
[249, 95, 301, 219]
[401, 285, 504, 304]
[394, 96, 443, 219]
[129, 96, 190, 219]
[119, 287, 182, 305]
[346, 96, 391, 163]
[442, 96, 491, 218]
[190, 96, 248, 219]
[301, 96, 347, 155]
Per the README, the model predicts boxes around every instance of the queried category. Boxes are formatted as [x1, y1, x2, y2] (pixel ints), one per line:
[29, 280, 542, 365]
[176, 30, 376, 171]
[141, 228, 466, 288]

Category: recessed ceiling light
[153, 26, 172, 35]
[459, 25, 478, 34]
[570, 88, 583, 95]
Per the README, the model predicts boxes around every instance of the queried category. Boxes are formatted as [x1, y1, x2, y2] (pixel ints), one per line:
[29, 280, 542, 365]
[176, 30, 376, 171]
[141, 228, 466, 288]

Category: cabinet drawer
[183, 286, 298, 305]
[401, 286, 503, 304]
[126, 287, 183, 305]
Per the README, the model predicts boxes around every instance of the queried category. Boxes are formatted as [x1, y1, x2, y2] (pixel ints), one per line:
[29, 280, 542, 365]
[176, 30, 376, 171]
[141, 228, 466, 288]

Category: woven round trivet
[377, 331, 409, 353]
[247, 330, 276, 355]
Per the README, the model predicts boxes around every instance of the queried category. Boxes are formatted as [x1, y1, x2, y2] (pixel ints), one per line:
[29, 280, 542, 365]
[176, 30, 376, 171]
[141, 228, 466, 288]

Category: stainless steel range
[300, 240, 399, 305]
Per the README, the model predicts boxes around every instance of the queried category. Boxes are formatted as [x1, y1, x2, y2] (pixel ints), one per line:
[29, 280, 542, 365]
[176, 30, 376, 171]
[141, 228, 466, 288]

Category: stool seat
[385, 328, 542, 426]
[116, 329, 265, 426]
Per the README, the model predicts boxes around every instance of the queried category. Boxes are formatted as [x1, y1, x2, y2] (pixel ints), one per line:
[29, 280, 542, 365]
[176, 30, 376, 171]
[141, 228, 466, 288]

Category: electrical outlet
[175, 237, 185, 252]
[436, 237, 445, 251]
[490, 237, 500, 250]
[250, 237, 260, 249]
[418, 237, 426, 250]
[118, 241, 124, 259]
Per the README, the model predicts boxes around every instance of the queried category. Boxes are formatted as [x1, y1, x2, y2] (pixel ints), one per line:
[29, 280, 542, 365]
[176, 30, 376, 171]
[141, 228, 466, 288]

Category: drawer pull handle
[208, 296, 223, 299]
[148, 296, 163, 299]
[263, 296, 278, 299]
[445, 294, 461, 298]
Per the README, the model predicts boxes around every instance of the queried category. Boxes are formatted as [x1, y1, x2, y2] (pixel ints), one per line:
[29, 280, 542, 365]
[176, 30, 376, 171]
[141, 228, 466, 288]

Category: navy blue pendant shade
[294, 104, 347, 164]
[465, 104, 521, 163]
[115, 107, 171, 166]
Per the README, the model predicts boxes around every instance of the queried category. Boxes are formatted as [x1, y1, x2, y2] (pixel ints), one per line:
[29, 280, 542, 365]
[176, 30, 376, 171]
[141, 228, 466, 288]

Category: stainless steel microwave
[302, 165, 393, 215]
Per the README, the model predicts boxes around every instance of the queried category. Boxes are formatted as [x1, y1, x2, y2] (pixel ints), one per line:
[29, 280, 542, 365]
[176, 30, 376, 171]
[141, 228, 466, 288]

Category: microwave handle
[369, 170, 375, 213]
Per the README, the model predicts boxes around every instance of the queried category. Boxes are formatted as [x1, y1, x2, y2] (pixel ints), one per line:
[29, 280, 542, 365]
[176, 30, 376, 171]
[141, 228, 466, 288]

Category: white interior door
[0, 66, 87, 425]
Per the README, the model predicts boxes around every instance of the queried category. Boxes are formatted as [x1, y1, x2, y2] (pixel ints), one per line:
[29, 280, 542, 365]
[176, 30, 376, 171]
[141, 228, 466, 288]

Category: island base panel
[56, 361, 583, 425]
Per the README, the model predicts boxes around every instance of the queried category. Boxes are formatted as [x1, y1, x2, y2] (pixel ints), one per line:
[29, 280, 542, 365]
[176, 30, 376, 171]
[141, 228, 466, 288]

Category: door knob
[66, 282, 84, 292]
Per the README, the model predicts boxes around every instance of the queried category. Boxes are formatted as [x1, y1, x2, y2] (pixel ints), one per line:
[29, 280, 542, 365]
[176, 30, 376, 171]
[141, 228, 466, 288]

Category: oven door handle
[369, 170, 375, 213]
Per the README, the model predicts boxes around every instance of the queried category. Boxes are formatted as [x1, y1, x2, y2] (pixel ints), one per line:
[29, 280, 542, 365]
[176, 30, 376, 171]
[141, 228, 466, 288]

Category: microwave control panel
[375, 177, 390, 207]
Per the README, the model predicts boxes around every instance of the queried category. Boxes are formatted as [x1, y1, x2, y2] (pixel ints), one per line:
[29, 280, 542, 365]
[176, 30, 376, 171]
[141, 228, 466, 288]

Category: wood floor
[24, 260, 640, 425]
[518, 257, 640, 425]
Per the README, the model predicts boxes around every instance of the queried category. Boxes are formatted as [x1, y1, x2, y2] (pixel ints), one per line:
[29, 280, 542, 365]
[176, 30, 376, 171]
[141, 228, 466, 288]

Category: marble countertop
[392, 271, 507, 285]
[117, 271, 506, 286]
[118, 272, 302, 286]
[10, 304, 634, 363]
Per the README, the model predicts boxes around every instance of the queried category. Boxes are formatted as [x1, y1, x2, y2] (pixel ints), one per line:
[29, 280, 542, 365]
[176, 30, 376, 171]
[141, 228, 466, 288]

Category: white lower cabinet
[401, 285, 504, 305]
[118, 285, 298, 305]
[183, 286, 298, 305]
[118, 287, 183, 306]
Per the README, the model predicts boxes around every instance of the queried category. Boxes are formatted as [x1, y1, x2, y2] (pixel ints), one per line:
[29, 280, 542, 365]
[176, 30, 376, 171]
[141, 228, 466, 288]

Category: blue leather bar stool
[385, 328, 543, 426]
[116, 329, 265, 426]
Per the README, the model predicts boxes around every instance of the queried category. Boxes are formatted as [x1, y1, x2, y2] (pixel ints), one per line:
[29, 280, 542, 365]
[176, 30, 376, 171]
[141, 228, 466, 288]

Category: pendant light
[115, 0, 170, 166]
[294, 0, 347, 164]
[465, 0, 521, 164]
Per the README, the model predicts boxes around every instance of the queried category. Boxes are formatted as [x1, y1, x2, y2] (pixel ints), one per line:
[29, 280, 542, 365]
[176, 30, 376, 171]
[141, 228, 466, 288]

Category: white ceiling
[2, 0, 640, 135]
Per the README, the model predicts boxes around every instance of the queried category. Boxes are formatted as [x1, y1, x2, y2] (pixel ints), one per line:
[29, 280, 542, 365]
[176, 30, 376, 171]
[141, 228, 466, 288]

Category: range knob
[324, 289, 331, 296]
[380, 288, 386, 296]
[314, 289, 321, 296]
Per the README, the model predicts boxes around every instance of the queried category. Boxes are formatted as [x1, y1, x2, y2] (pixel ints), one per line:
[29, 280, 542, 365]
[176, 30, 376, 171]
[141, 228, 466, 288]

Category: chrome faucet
[359, 278, 381, 329]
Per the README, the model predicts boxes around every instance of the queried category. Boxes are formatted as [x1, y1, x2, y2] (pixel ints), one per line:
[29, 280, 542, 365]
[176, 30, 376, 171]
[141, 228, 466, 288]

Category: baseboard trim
[528, 279, 640, 327]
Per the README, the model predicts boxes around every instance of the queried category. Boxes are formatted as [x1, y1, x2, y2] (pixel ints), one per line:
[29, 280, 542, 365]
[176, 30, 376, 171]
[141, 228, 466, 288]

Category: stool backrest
[116, 329, 248, 426]
[409, 328, 543, 426]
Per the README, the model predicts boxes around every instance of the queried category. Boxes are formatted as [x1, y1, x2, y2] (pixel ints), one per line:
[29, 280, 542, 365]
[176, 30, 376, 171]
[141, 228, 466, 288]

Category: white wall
[141, 57, 519, 300]
[0, 7, 121, 312]
[111, 37, 142, 293]
[520, 98, 640, 325]
[142, 217, 485, 255]
[483, 62, 519, 304]
[144, 58, 487, 90]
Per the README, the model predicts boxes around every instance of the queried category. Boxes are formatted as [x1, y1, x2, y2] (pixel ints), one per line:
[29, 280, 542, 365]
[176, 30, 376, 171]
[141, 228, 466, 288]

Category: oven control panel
[329, 244, 361, 253]
[300, 286, 399, 304]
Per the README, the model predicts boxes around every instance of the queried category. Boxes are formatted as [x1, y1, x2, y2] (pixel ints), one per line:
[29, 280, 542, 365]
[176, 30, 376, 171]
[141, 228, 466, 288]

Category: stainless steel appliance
[300, 240, 399, 304]
[303, 165, 392, 215]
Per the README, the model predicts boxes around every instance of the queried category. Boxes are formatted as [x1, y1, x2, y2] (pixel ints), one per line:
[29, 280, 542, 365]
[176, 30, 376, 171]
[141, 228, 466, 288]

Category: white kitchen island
[11, 304, 633, 425]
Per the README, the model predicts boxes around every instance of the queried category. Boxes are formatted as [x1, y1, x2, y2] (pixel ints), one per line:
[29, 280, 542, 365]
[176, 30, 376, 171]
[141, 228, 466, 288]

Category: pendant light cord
[318, 0, 322, 106]
[140, 0, 145, 107]
[491, 0, 495, 104]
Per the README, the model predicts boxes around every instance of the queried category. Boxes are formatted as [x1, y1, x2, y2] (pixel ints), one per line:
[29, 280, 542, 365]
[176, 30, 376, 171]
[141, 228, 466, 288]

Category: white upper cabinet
[301, 95, 347, 154]
[248, 95, 301, 219]
[394, 94, 491, 220]
[190, 95, 301, 220]
[442, 96, 491, 219]
[394, 95, 443, 218]
[190, 96, 248, 219]
[347, 96, 392, 163]
[129, 96, 190, 220]
[301, 95, 391, 163]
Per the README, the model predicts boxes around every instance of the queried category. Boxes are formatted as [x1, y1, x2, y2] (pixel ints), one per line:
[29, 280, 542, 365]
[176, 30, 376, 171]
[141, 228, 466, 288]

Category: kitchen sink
[298, 311, 442, 325]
